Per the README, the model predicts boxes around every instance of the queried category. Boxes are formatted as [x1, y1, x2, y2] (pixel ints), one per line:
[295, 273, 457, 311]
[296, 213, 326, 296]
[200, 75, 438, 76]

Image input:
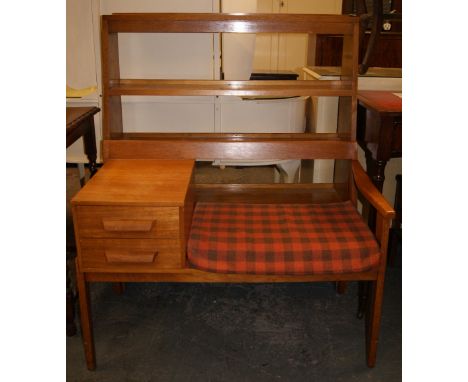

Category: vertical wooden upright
[101, 17, 123, 141]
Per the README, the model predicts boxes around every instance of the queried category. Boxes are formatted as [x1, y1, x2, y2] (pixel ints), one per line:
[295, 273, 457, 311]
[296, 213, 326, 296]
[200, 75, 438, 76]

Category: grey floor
[66, 164, 402, 382]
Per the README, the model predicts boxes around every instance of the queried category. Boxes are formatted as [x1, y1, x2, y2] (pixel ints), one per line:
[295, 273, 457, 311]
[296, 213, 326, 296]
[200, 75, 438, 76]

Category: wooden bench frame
[72, 13, 395, 370]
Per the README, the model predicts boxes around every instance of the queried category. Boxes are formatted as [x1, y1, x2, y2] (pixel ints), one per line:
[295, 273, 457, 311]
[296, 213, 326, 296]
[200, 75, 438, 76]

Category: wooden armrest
[351, 160, 396, 220]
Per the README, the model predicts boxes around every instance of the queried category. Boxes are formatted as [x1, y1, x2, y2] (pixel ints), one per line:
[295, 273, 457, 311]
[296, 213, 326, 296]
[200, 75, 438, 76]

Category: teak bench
[71, 13, 395, 370]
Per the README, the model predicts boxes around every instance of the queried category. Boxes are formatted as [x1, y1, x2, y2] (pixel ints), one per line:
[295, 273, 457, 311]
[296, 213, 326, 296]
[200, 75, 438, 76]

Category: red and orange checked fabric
[187, 201, 381, 275]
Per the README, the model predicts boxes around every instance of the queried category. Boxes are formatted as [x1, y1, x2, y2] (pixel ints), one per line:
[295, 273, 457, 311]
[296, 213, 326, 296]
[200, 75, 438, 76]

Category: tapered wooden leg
[112, 282, 125, 295]
[75, 259, 96, 370]
[66, 261, 77, 336]
[365, 274, 386, 368]
[336, 281, 347, 294]
[357, 281, 369, 319]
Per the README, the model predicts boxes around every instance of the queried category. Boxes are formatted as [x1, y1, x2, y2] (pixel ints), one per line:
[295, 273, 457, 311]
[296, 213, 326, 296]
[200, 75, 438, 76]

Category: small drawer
[74, 206, 180, 239]
[78, 238, 183, 272]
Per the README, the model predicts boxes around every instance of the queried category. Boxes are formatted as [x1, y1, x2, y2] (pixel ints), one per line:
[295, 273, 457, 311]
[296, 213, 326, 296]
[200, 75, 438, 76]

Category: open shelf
[101, 12, 360, 159]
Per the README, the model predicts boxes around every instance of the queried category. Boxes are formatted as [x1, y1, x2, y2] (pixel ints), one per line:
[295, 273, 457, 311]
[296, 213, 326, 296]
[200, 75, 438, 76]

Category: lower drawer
[78, 238, 183, 272]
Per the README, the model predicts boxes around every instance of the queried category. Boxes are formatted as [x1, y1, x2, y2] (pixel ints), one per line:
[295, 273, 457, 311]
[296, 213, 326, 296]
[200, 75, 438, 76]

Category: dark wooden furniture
[357, 90, 401, 227]
[388, 174, 402, 266]
[72, 13, 395, 371]
[315, 31, 401, 68]
[66, 107, 100, 180]
[66, 106, 100, 337]
[316, 0, 402, 72]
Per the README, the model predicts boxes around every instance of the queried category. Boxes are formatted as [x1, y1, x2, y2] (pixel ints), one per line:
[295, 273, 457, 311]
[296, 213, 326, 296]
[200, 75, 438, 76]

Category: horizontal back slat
[103, 139, 357, 161]
[108, 79, 353, 97]
[104, 13, 357, 34]
[194, 183, 348, 204]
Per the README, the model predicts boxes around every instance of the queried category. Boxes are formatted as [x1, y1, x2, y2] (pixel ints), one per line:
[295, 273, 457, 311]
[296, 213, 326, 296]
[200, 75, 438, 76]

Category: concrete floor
[66, 165, 402, 381]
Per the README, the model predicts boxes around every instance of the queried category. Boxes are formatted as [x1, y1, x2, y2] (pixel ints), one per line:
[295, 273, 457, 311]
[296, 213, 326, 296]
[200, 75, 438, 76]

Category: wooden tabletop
[71, 159, 195, 206]
[303, 66, 402, 79]
[357, 91, 402, 113]
[66, 107, 100, 130]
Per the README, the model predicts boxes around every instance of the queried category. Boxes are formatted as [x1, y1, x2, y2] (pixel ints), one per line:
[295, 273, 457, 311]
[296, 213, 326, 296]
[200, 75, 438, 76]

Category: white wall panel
[100, 0, 216, 14]
[66, 0, 97, 89]
[221, 0, 257, 80]
[118, 34, 214, 80]
[218, 96, 306, 133]
[121, 96, 215, 133]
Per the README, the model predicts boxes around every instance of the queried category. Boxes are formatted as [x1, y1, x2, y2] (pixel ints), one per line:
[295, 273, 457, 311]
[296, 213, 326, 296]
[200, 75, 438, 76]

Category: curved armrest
[351, 160, 396, 220]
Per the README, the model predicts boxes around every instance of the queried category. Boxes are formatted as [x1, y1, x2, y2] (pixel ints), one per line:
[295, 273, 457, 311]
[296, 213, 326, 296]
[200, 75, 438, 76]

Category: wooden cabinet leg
[66, 261, 77, 336]
[357, 281, 369, 319]
[359, 0, 383, 75]
[365, 274, 385, 368]
[75, 259, 96, 371]
[371, 159, 386, 193]
[365, 152, 388, 231]
[336, 281, 347, 294]
[82, 119, 98, 177]
[112, 282, 125, 295]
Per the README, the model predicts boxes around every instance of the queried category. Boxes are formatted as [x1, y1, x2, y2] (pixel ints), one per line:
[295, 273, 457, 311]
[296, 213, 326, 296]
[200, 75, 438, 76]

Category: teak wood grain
[358, 90, 402, 114]
[84, 268, 379, 283]
[103, 139, 357, 162]
[71, 160, 194, 206]
[104, 13, 358, 34]
[194, 183, 348, 204]
[104, 250, 157, 264]
[351, 160, 395, 219]
[107, 79, 353, 97]
[79, 238, 183, 272]
[75, 206, 180, 239]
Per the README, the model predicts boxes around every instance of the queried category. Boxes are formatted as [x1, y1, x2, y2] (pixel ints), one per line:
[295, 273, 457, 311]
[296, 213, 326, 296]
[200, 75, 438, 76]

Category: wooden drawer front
[75, 206, 180, 239]
[79, 238, 183, 272]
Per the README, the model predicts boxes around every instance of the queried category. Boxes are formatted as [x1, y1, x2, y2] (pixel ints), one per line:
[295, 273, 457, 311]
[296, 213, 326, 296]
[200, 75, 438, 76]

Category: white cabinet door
[100, 0, 217, 13]
[253, 0, 342, 72]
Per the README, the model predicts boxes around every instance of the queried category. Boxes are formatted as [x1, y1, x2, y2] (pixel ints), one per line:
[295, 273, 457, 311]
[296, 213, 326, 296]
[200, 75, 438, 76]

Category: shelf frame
[101, 13, 360, 160]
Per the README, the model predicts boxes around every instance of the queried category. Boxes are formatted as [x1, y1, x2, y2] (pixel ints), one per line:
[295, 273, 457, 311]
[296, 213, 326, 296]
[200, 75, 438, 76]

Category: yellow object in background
[66, 85, 97, 98]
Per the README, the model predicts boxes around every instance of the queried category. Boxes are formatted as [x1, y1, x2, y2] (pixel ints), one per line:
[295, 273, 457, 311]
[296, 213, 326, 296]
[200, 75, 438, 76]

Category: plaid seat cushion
[187, 202, 380, 275]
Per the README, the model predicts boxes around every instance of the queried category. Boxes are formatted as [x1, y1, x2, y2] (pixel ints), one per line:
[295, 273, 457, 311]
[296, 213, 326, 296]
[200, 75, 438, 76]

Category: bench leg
[357, 281, 369, 319]
[365, 274, 385, 368]
[336, 281, 347, 294]
[75, 259, 96, 370]
[112, 282, 126, 295]
[66, 261, 77, 336]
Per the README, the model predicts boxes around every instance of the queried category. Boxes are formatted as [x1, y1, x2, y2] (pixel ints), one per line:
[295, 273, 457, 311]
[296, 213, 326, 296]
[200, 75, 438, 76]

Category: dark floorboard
[66, 270, 401, 381]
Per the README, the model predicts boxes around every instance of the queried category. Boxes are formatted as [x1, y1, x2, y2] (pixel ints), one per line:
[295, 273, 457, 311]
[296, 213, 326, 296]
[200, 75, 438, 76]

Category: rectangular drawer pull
[102, 219, 155, 232]
[104, 250, 157, 264]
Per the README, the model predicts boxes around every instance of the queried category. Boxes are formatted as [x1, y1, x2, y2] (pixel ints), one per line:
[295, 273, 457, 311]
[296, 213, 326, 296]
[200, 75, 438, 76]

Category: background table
[66, 106, 100, 182]
[356, 90, 402, 229]
[66, 106, 100, 336]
